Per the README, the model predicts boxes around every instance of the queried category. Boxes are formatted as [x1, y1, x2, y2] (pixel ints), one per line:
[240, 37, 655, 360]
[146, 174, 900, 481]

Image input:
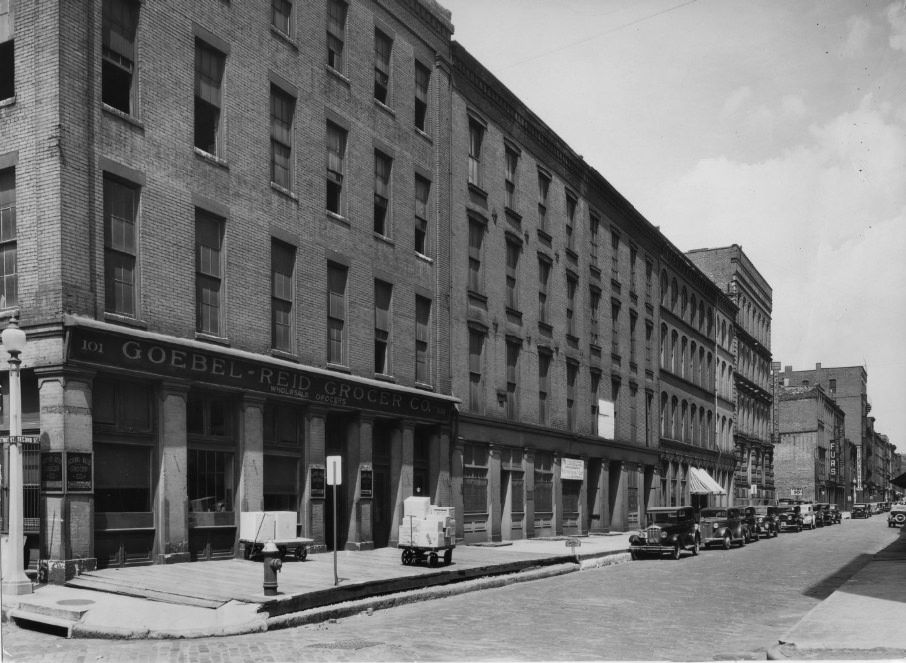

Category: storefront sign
[310, 466, 325, 499]
[856, 446, 863, 491]
[40, 451, 64, 492]
[66, 452, 93, 492]
[360, 466, 373, 498]
[69, 327, 453, 421]
[560, 457, 585, 481]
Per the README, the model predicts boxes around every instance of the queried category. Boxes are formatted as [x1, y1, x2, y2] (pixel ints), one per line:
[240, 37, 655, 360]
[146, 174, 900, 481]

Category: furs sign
[68, 326, 452, 422]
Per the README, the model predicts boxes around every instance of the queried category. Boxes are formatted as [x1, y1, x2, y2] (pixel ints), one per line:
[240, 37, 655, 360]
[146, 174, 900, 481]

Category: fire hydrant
[261, 540, 282, 596]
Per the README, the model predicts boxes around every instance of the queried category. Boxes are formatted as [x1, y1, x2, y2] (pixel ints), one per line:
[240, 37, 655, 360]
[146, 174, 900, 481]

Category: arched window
[707, 352, 713, 391]
[660, 392, 668, 437]
[681, 400, 688, 442]
[690, 403, 698, 444]
[671, 396, 678, 439]
[698, 346, 705, 387]
[660, 323, 668, 368]
[671, 330, 678, 374]
[671, 279, 678, 312]
[707, 308, 714, 337]
[707, 410, 713, 446]
[660, 270, 669, 307]
[690, 295, 697, 326]
[680, 336, 687, 378]
[681, 287, 688, 320]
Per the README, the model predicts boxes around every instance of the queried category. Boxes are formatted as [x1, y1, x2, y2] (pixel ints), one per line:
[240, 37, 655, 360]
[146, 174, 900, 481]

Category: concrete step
[9, 598, 91, 621]
[7, 608, 77, 637]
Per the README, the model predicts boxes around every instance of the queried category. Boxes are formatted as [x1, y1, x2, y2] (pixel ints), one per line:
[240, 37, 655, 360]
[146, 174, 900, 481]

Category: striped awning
[689, 467, 726, 495]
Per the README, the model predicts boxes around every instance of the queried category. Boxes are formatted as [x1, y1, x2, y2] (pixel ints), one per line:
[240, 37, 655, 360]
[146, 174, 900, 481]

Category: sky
[441, 0, 906, 448]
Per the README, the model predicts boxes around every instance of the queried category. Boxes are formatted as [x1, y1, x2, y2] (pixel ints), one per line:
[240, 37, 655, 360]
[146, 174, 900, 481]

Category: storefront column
[429, 428, 452, 507]
[36, 368, 96, 582]
[552, 453, 563, 536]
[589, 457, 608, 534]
[610, 461, 627, 531]
[578, 455, 589, 536]
[452, 438, 464, 540]
[488, 445, 502, 542]
[237, 394, 265, 514]
[304, 408, 327, 546]
[346, 414, 373, 550]
[155, 381, 191, 564]
[389, 422, 414, 546]
[523, 449, 536, 539]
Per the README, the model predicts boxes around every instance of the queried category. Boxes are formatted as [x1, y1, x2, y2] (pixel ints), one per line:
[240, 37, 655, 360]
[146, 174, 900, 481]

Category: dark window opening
[0, 41, 13, 100]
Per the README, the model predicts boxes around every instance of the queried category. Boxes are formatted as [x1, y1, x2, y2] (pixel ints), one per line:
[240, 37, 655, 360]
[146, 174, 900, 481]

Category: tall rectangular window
[272, 0, 292, 35]
[373, 150, 392, 236]
[468, 329, 485, 413]
[538, 256, 550, 324]
[374, 280, 392, 375]
[611, 230, 620, 281]
[537, 170, 550, 233]
[414, 174, 430, 255]
[504, 147, 518, 210]
[414, 61, 430, 131]
[590, 370, 601, 435]
[566, 361, 578, 432]
[629, 311, 638, 364]
[589, 287, 600, 347]
[195, 209, 224, 335]
[565, 192, 577, 251]
[630, 246, 638, 294]
[538, 351, 550, 426]
[271, 240, 294, 352]
[194, 40, 225, 156]
[0, 0, 14, 100]
[102, 0, 139, 114]
[505, 239, 519, 310]
[415, 296, 431, 384]
[468, 119, 484, 187]
[505, 340, 520, 420]
[271, 85, 295, 190]
[589, 213, 599, 264]
[0, 168, 16, 309]
[374, 29, 392, 105]
[104, 176, 138, 317]
[611, 300, 621, 355]
[566, 273, 577, 337]
[326, 121, 347, 215]
[467, 219, 484, 293]
[327, 263, 347, 365]
[326, 0, 347, 72]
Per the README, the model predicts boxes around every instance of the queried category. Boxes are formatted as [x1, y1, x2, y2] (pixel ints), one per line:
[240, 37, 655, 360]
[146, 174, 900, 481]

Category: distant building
[686, 245, 775, 505]
[774, 385, 846, 509]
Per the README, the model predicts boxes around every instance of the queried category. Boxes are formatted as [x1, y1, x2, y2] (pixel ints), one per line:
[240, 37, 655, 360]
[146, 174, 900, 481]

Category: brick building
[0, 0, 459, 580]
[687, 245, 775, 505]
[774, 384, 846, 508]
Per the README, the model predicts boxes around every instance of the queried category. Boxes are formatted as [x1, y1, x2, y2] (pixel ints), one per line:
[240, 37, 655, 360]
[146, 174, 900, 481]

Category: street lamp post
[1, 315, 32, 595]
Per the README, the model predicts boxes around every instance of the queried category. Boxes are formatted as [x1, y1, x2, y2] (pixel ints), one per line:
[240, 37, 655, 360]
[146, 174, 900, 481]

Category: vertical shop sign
[66, 452, 93, 492]
[40, 451, 64, 492]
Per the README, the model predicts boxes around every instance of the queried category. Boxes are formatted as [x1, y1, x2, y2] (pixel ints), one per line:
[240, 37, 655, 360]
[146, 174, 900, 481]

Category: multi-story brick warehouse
[448, 42, 736, 541]
[779, 364, 887, 504]
[687, 245, 775, 505]
[774, 384, 846, 509]
[0, 0, 460, 579]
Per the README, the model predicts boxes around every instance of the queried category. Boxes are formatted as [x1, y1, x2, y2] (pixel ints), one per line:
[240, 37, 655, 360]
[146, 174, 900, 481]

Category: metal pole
[332, 482, 338, 586]
[2, 346, 32, 595]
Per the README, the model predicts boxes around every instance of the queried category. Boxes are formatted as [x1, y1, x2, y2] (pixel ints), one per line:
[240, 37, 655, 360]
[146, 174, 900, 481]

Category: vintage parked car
[774, 505, 804, 532]
[851, 503, 872, 519]
[629, 506, 701, 560]
[813, 503, 834, 526]
[740, 506, 764, 541]
[888, 505, 906, 527]
[828, 504, 842, 524]
[798, 503, 818, 529]
[746, 505, 779, 538]
[699, 507, 749, 549]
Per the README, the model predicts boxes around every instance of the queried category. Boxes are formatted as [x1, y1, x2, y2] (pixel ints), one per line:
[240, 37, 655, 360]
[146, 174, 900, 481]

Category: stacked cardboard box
[399, 499, 456, 548]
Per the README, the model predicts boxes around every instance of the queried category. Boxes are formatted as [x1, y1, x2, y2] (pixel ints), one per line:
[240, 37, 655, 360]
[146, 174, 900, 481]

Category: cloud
[842, 15, 872, 58]
[887, 2, 906, 51]
[781, 94, 807, 119]
[722, 86, 752, 116]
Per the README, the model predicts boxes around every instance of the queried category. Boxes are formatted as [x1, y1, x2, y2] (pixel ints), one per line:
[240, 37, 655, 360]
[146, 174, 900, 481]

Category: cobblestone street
[2, 519, 898, 662]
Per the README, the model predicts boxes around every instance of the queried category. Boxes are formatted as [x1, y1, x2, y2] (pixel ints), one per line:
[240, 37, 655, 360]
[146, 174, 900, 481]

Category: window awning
[689, 467, 726, 495]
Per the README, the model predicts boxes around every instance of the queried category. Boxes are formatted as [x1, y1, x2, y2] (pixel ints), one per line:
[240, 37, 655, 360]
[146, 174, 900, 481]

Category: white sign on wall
[561, 457, 585, 481]
[327, 455, 342, 486]
[597, 399, 615, 439]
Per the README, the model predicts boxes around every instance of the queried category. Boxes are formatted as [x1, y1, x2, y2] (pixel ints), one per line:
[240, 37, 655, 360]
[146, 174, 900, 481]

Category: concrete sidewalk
[1, 533, 632, 640]
[768, 526, 906, 660]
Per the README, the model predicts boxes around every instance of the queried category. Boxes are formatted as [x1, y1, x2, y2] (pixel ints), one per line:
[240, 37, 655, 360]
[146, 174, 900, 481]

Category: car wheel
[671, 543, 681, 560]
[692, 536, 700, 556]
[631, 548, 640, 560]
[739, 532, 747, 547]
[773, 528, 779, 538]
[895, 514, 906, 525]
[797, 524, 802, 532]
[722, 534, 731, 550]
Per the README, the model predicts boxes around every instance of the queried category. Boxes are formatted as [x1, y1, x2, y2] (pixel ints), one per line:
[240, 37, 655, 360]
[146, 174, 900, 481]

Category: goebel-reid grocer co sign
[68, 327, 452, 422]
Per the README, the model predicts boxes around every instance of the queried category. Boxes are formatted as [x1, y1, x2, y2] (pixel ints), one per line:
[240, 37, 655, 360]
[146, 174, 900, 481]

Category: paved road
[2, 517, 899, 662]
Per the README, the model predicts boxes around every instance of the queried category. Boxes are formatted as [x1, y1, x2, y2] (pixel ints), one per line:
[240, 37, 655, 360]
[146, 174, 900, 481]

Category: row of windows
[102, 174, 434, 384]
[468, 119, 654, 293]
[659, 269, 715, 337]
[658, 324, 715, 392]
[658, 392, 716, 448]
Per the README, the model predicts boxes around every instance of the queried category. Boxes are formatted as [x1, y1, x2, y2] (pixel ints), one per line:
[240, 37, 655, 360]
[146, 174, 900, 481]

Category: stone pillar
[488, 445, 502, 542]
[237, 394, 265, 515]
[552, 453, 563, 536]
[429, 427, 452, 507]
[578, 455, 589, 535]
[389, 422, 414, 546]
[451, 437, 464, 540]
[588, 457, 608, 534]
[346, 414, 374, 550]
[304, 408, 327, 545]
[36, 368, 96, 582]
[610, 461, 627, 531]
[155, 381, 191, 565]
[523, 448, 536, 539]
